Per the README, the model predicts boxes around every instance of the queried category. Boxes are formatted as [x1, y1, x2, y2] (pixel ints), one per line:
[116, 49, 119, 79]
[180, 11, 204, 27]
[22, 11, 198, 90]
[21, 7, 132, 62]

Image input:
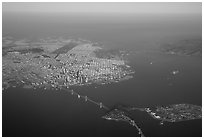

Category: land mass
[102, 104, 202, 136]
[2, 36, 134, 91]
[161, 39, 202, 56]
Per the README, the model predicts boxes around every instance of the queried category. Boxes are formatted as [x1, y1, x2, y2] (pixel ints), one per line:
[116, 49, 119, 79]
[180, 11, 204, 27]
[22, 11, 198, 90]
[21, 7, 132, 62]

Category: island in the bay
[102, 103, 202, 136]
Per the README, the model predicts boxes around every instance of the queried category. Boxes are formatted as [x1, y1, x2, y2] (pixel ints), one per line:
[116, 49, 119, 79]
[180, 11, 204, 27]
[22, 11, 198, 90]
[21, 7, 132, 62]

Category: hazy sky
[3, 2, 201, 14]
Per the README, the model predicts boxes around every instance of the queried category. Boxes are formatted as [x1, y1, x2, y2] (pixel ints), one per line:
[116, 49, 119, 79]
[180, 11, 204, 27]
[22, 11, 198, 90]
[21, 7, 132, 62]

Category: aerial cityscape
[3, 37, 134, 91]
[2, 36, 202, 137]
[2, 2, 202, 137]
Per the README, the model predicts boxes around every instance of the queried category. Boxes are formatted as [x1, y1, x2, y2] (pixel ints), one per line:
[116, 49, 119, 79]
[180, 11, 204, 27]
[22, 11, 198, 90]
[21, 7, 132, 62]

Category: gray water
[2, 13, 202, 136]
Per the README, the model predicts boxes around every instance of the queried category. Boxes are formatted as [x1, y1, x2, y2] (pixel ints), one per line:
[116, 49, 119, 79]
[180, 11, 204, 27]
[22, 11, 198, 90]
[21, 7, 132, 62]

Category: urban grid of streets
[2, 37, 134, 91]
